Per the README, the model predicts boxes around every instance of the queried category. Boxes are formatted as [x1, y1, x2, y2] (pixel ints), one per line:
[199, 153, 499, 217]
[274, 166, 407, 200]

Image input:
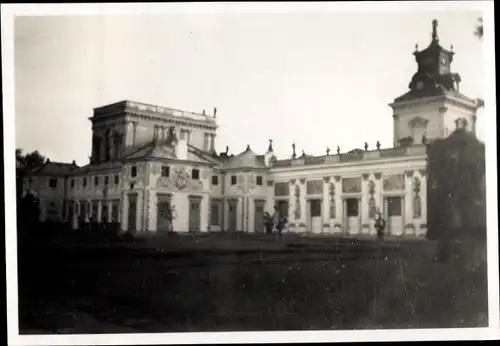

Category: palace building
[22, 20, 483, 238]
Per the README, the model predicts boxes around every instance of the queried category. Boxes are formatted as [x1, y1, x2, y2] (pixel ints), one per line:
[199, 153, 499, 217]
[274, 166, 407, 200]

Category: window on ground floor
[346, 198, 359, 217]
[231, 175, 237, 185]
[387, 197, 402, 217]
[310, 199, 322, 217]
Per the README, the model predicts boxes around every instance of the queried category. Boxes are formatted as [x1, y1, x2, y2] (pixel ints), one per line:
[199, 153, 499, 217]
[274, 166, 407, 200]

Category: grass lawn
[17, 231, 487, 333]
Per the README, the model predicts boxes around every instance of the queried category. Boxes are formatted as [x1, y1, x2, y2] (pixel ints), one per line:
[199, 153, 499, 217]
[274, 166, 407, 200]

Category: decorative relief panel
[383, 174, 405, 191]
[294, 184, 301, 219]
[274, 182, 290, 197]
[306, 180, 323, 195]
[155, 167, 202, 192]
[342, 177, 362, 193]
[413, 177, 422, 219]
[329, 182, 336, 219]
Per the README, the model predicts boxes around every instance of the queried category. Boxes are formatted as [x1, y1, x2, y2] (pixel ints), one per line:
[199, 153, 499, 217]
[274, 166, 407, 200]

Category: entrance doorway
[127, 193, 137, 232]
[157, 194, 173, 232]
[227, 199, 238, 231]
[308, 199, 322, 233]
[188, 196, 202, 232]
[385, 196, 403, 235]
[345, 198, 360, 235]
[276, 200, 288, 219]
[254, 200, 265, 233]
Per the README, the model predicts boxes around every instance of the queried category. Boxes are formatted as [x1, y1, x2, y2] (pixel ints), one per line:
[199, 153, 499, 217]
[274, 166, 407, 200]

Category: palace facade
[22, 21, 482, 238]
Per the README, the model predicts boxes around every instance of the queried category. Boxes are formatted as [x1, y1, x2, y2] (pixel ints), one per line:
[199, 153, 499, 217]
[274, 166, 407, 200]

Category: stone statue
[268, 139, 273, 152]
[422, 134, 427, 144]
[326, 147, 330, 156]
[214, 107, 217, 117]
[364, 142, 369, 151]
[376, 140, 381, 150]
[202, 109, 206, 115]
[292, 142, 296, 159]
[225, 145, 229, 154]
[337, 146, 340, 155]
[166, 126, 178, 146]
[301, 150, 306, 157]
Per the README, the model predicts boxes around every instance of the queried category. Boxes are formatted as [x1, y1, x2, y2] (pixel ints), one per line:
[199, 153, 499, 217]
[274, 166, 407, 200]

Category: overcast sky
[14, 5, 485, 165]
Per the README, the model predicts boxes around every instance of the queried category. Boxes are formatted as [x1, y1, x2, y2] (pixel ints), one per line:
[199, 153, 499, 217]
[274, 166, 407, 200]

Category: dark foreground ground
[17, 231, 488, 334]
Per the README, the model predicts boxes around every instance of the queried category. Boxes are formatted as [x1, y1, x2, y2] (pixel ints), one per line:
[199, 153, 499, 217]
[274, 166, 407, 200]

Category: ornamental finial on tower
[432, 19, 439, 42]
[267, 139, 273, 153]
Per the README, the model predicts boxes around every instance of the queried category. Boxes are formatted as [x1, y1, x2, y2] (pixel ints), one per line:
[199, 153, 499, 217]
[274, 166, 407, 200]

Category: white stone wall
[268, 156, 427, 237]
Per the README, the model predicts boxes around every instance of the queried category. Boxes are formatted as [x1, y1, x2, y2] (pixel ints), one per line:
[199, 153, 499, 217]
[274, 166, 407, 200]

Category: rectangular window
[83, 177, 87, 188]
[387, 197, 402, 217]
[104, 176, 109, 186]
[192, 169, 200, 180]
[161, 165, 170, 178]
[256, 176, 263, 186]
[94, 176, 99, 186]
[310, 199, 322, 217]
[231, 175, 237, 185]
[70, 179, 75, 189]
[307, 180, 323, 195]
[131, 166, 137, 177]
[346, 198, 359, 217]
[211, 201, 221, 226]
[212, 175, 219, 186]
[274, 182, 290, 197]
[49, 178, 58, 189]
[114, 174, 119, 185]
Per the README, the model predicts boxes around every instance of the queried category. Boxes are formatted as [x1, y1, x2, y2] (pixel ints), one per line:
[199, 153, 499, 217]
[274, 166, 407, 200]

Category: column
[334, 176, 342, 230]
[322, 177, 330, 231]
[299, 178, 307, 228]
[97, 200, 102, 222]
[361, 173, 370, 233]
[120, 191, 128, 232]
[289, 179, 297, 224]
[419, 169, 428, 236]
[404, 170, 414, 234]
[210, 134, 216, 152]
[266, 180, 274, 214]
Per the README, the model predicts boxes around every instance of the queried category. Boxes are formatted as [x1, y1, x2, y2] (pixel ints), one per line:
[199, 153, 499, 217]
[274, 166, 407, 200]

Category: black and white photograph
[3, 2, 499, 345]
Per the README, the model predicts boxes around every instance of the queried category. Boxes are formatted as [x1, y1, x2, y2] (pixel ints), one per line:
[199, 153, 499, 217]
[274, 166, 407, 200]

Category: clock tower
[389, 19, 481, 147]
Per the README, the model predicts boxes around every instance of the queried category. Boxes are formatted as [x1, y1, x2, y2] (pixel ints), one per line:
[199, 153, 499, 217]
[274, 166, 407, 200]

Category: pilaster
[334, 175, 342, 228]
[322, 176, 330, 228]
[361, 173, 370, 231]
[404, 170, 414, 233]
[299, 178, 307, 226]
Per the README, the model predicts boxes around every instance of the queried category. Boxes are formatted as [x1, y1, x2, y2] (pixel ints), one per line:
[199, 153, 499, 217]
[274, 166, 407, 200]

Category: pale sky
[14, 8, 485, 165]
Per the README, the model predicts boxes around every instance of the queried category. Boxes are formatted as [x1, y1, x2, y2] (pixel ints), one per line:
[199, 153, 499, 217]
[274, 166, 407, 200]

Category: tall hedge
[426, 129, 486, 241]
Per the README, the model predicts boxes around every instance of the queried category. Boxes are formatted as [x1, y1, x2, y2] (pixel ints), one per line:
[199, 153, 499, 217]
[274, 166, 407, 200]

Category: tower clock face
[416, 81, 425, 90]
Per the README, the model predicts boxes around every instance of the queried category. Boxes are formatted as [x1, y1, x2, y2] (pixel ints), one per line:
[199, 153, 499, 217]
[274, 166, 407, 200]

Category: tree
[474, 17, 483, 39]
[16, 149, 46, 200]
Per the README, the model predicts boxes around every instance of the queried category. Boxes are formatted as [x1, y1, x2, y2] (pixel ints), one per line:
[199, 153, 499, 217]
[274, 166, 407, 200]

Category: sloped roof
[394, 85, 477, 104]
[223, 146, 268, 170]
[70, 160, 123, 175]
[30, 161, 79, 176]
[124, 142, 218, 166]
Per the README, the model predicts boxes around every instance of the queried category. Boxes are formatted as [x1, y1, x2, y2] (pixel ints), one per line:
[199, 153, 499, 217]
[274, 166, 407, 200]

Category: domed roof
[224, 145, 267, 170]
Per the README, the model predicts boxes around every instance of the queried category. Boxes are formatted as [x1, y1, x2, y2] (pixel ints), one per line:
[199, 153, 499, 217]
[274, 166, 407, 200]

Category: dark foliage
[426, 129, 486, 242]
